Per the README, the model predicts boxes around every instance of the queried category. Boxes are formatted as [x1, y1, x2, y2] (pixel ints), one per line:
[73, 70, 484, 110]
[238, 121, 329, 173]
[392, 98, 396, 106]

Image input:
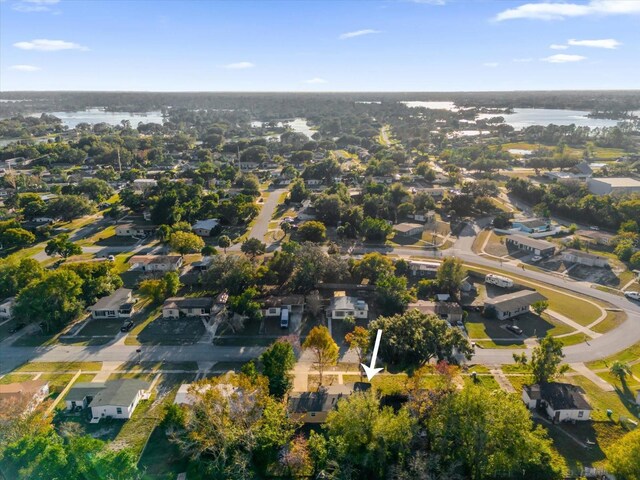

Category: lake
[33, 108, 165, 128]
[402, 101, 459, 111]
[253, 117, 315, 139]
[479, 108, 619, 129]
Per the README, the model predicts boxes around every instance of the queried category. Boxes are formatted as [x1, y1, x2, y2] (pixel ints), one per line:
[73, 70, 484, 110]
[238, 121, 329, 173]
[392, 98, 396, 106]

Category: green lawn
[14, 361, 103, 372]
[0, 373, 34, 384]
[138, 426, 189, 479]
[590, 311, 625, 334]
[586, 342, 640, 370]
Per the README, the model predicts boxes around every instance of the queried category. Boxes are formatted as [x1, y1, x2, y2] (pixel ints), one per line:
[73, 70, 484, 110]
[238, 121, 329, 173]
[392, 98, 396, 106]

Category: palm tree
[609, 360, 632, 385]
[218, 235, 231, 254]
[280, 221, 291, 240]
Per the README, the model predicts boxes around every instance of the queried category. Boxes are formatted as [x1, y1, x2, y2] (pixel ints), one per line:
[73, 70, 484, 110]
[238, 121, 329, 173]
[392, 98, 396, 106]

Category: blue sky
[1, 0, 639, 91]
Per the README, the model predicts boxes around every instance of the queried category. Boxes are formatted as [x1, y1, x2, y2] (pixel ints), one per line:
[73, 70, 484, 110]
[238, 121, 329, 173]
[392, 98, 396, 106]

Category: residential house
[129, 255, 183, 272]
[511, 218, 551, 234]
[192, 218, 220, 237]
[419, 187, 446, 199]
[505, 234, 556, 257]
[288, 383, 371, 424]
[587, 177, 640, 196]
[561, 249, 609, 268]
[89, 288, 135, 320]
[0, 380, 49, 411]
[407, 260, 439, 278]
[522, 383, 592, 423]
[327, 294, 368, 320]
[305, 178, 323, 187]
[65, 379, 150, 422]
[162, 297, 215, 318]
[408, 300, 463, 323]
[262, 295, 305, 318]
[132, 178, 158, 192]
[393, 222, 424, 237]
[574, 161, 593, 179]
[411, 210, 436, 223]
[115, 223, 156, 237]
[484, 290, 547, 320]
[0, 297, 15, 319]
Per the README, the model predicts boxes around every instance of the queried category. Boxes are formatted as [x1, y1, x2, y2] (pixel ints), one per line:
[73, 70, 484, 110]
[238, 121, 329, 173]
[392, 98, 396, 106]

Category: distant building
[192, 218, 220, 237]
[561, 249, 609, 268]
[162, 297, 215, 318]
[505, 234, 556, 257]
[587, 177, 640, 196]
[65, 379, 150, 422]
[522, 383, 592, 423]
[115, 223, 156, 237]
[262, 295, 305, 318]
[327, 295, 368, 320]
[89, 288, 135, 319]
[484, 290, 547, 320]
[132, 178, 158, 191]
[288, 383, 370, 424]
[129, 255, 183, 272]
[393, 222, 424, 237]
[0, 297, 15, 319]
[511, 218, 551, 234]
[408, 300, 463, 323]
[411, 210, 436, 223]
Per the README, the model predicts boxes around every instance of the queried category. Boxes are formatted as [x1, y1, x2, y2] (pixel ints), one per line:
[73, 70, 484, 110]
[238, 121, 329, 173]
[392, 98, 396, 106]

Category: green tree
[75, 178, 114, 202]
[532, 300, 549, 316]
[436, 257, 466, 296]
[351, 252, 395, 284]
[609, 360, 632, 385]
[289, 179, 308, 203]
[530, 336, 569, 384]
[228, 286, 262, 320]
[218, 234, 231, 253]
[298, 221, 327, 242]
[361, 217, 393, 241]
[201, 255, 256, 295]
[241, 237, 266, 258]
[260, 340, 296, 399]
[139, 279, 166, 303]
[45, 233, 82, 258]
[345, 326, 370, 380]
[369, 309, 473, 368]
[0, 227, 35, 249]
[169, 231, 205, 256]
[606, 429, 640, 480]
[302, 325, 339, 386]
[46, 194, 95, 221]
[428, 385, 564, 480]
[0, 257, 45, 298]
[376, 274, 415, 315]
[325, 391, 416, 478]
[163, 271, 181, 297]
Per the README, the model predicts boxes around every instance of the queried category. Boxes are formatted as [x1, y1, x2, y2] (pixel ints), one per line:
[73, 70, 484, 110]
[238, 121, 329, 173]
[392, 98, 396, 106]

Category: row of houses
[115, 218, 220, 238]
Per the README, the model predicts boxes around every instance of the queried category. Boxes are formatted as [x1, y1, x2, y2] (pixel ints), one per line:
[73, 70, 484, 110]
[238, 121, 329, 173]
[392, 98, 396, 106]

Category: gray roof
[536, 382, 591, 411]
[90, 288, 132, 311]
[485, 290, 547, 311]
[163, 297, 214, 309]
[515, 218, 549, 229]
[394, 222, 423, 233]
[507, 234, 556, 251]
[65, 382, 106, 402]
[288, 383, 370, 414]
[90, 379, 150, 407]
[329, 296, 368, 311]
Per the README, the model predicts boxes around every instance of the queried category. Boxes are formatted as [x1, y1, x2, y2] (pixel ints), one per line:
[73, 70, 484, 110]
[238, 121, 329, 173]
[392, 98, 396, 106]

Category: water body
[253, 118, 315, 139]
[33, 108, 165, 128]
[478, 108, 619, 129]
[402, 101, 458, 111]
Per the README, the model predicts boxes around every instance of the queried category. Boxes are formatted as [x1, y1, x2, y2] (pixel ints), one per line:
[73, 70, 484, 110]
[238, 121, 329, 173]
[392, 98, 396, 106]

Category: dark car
[120, 321, 134, 332]
[506, 324, 523, 335]
[8, 322, 26, 334]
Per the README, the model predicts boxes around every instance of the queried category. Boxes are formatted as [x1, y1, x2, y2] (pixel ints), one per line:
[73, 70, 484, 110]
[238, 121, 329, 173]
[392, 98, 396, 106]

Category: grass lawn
[0, 373, 35, 384]
[586, 342, 640, 371]
[138, 426, 189, 479]
[119, 361, 200, 372]
[590, 311, 625, 334]
[14, 361, 103, 372]
[558, 333, 592, 347]
[463, 374, 501, 391]
[343, 373, 409, 395]
[77, 318, 124, 337]
[472, 229, 491, 254]
[465, 311, 573, 343]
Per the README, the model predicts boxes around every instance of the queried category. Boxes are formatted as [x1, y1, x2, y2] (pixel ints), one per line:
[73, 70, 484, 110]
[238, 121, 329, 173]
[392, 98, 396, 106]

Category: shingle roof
[288, 383, 370, 413]
[485, 290, 547, 311]
[90, 379, 150, 407]
[90, 288, 132, 311]
[65, 382, 106, 402]
[507, 234, 556, 251]
[163, 297, 214, 309]
[537, 382, 591, 411]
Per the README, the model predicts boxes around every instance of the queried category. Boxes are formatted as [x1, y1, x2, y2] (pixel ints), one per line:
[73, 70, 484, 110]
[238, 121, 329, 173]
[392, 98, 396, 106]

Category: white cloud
[406, 0, 446, 4]
[495, 0, 640, 21]
[550, 44, 569, 50]
[483, 62, 499, 67]
[568, 38, 621, 48]
[9, 64, 41, 71]
[513, 58, 533, 63]
[541, 54, 587, 63]
[12, 0, 60, 12]
[305, 77, 327, 84]
[222, 62, 255, 69]
[13, 39, 88, 51]
[339, 29, 381, 39]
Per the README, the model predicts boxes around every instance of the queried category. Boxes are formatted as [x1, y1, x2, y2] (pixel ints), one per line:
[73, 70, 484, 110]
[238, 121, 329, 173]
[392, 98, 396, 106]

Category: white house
[129, 255, 183, 272]
[393, 222, 424, 237]
[408, 260, 439, 278]
[162, 297, 215, 318]
[484, 290, 547, 320]
[65, 380, 150, 422]
[0, 297, 15, 319]
[522, 383, 592, 423]
[561, 249, 609, 268]
[192, 218, 220, 237]
[132, 178, 158, 192]
[327, 295, 368, 320]
[89, 288, 135, 319]
[262, 295, 305, 318]
[115, 223, 156, 237]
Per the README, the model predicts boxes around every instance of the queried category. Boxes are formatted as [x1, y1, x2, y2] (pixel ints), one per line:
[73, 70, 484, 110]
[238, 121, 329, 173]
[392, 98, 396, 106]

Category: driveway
[230, 188, 287, 250]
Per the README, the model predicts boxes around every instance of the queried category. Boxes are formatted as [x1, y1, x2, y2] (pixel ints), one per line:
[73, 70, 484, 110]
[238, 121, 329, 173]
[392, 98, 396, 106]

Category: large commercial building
[587, 177, 640, 196]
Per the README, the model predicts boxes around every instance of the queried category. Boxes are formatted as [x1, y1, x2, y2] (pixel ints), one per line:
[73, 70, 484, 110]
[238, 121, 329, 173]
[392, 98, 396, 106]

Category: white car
[530, 255, 542, 263]
[624, 291, 640, 301]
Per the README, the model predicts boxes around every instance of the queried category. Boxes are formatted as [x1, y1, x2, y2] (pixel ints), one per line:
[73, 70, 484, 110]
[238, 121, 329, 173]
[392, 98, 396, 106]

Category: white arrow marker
[361, 329, 383, 381]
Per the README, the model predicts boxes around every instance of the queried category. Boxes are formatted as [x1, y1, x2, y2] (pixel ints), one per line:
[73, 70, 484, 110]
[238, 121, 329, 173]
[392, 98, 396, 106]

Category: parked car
[120, 321, 134, 332]
[107, 255, 115, 261]
[624, 291, 640, 301]
[530, 255, 542, 263]
[280, 308, 289, 329]
[506, 324, 523, 335]
[9, 322, 26, 334]
[590, 226, 600, 231]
